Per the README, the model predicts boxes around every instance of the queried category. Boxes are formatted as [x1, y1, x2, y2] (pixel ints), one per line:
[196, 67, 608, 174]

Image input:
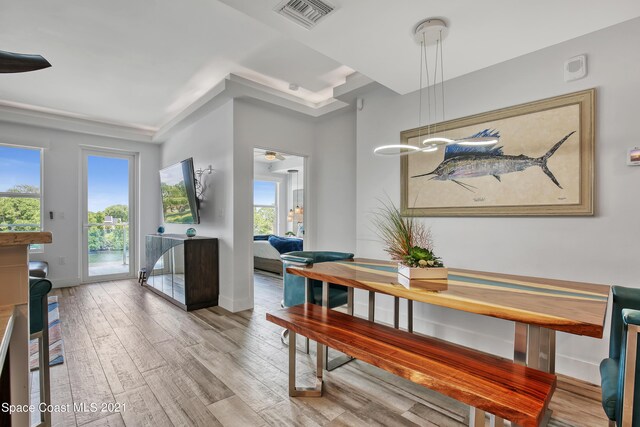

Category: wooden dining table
[285, 258, 610, 374]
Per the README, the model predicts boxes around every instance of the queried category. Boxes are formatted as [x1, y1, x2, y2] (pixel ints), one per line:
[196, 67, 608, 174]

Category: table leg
[322, 281, 354, 371]
[321, 280, 329, 307]
[527, 325, 541, 370]
[407, 300, 413, 333]
[514, 322, 556, 373]
[514, 322, 528, 366]
[514, 322, 556, 426]
[368, 291, 375, 321]
[303, 278, 311, 354]
[393, 297, 400, 329]
[347, 287, 354, 316]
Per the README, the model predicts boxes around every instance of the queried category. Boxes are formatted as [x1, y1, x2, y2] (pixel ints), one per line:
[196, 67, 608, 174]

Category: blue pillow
[253, 234, 272, 241]
[268, 235, 303, 254]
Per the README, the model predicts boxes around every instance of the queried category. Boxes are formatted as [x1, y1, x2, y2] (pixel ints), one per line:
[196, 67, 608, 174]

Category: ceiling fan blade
[0, 50, 51, 73]
[276, 154, 285, 160]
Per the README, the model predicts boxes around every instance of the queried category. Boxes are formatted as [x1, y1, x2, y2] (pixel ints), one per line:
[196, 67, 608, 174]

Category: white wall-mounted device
[628, 147, 640, 166]
[564, 55, 587, 82]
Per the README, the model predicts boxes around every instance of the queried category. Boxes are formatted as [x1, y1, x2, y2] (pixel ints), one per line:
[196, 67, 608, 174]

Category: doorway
[252, 148, 305, 279]
[81, 149, 137, 283]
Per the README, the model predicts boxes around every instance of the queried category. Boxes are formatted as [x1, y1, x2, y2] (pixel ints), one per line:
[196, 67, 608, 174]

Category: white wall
[234, 100, 318, 311]
[161, 100, 236, 308]
[314, 109, 357, 252]
[160, 98, 357, 312]
[355, 17, 640, 383]
[0, 121, 161, 287]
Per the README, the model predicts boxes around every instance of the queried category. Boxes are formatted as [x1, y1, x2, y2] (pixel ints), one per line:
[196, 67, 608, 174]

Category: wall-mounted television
[159, 158, 200, 224]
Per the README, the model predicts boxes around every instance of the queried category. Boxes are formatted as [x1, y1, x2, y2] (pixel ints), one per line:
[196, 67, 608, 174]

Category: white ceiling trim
[0, 101, 157, 142]
[153, 74, 352, 141]
[0, 73, 366, 143]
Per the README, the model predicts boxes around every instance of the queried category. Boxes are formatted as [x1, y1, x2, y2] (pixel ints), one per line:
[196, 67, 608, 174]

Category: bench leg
[469, 410, 506, 427]
[490, 414, 504, 427]
[288, 330, 323, 397]
[408, 299, 413, 333]
[469, 408, 485, 427]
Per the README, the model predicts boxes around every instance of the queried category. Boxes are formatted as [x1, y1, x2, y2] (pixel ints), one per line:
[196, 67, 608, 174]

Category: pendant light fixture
[287, 169, 303, 223]
[295, 169, 303, 217]
[374, 18, 498, 156]
[287, 169, 294, 222]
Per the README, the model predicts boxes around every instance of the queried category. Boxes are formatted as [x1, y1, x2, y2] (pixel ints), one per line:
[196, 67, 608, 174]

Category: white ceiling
[0, 0, 352, 129]
[220, 0, 640, 95]
[1, 0, 640, 133]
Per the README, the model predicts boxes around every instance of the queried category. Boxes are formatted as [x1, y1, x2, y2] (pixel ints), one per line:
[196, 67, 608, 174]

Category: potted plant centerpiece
[372, 199, 448, 282]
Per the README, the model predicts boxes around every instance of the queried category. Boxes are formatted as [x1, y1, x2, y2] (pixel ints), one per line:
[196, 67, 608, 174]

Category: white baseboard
[556, 354, 601, 384]
[219, 295, 253, 313]
[49, 277, 81, 288]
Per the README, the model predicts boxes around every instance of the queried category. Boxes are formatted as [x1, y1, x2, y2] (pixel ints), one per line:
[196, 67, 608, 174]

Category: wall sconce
[195, 165, 214, 199]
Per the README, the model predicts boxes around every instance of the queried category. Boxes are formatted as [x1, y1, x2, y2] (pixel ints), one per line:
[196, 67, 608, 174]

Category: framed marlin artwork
[401, 89, 595, 216]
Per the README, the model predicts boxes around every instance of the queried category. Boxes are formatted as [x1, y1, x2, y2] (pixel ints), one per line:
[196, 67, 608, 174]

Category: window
[0, 145, 43, 251]
[253, 180, 277, 235]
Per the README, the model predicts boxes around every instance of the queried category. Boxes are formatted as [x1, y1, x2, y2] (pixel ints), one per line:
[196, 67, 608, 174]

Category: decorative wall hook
[195, 165, 214, 179]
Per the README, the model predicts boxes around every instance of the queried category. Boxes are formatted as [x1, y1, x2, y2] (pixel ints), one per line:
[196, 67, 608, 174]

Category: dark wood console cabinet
[144, 234, 219, 311]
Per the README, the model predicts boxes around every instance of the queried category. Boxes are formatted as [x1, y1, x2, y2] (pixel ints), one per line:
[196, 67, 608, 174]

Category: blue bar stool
[30, 277, 52, 427]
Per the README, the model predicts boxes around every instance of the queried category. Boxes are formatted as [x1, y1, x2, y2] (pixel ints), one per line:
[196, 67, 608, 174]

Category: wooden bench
[267, 303, 556, 427]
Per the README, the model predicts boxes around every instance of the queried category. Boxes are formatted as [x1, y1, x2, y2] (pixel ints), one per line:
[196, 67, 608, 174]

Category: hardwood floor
[30, 271, 609, 426]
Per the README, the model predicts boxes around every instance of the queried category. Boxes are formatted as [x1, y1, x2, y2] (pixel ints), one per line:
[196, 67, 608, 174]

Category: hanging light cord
[423, 33, 431, 142]
[417, 39, 423, 145]
[439, 29, 446, 125]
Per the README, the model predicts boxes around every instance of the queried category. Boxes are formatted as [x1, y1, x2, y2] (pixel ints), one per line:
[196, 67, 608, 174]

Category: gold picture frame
[401, 88, 595, 216]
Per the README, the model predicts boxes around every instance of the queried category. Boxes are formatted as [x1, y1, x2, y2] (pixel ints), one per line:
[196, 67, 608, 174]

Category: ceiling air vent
[274, 0, 335, 29]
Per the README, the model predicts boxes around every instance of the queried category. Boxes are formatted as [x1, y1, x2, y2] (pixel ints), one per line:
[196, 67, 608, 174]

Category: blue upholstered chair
[280, 251, 354, 349]
[280, 251, 353, 371]
[30, 277, 52, 427]
[281, 251, 354, 309]
[600, 285, 640, 426]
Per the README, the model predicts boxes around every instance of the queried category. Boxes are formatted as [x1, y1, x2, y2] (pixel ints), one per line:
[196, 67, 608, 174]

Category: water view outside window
[87, 155, 130, 277]
[254, 180, 277, 235]
[0, 145, 42, 250]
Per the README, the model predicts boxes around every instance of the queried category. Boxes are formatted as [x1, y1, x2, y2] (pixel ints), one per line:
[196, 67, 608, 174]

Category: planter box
[397, 263, 448, 279]
[396, 273, 448, 291]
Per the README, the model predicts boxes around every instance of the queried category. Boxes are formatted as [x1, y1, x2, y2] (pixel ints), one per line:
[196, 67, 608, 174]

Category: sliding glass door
[82, 150, 136, 282]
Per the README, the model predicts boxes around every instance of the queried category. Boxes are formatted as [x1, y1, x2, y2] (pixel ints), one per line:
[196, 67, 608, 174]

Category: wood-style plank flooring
[30, 271, 609, 426]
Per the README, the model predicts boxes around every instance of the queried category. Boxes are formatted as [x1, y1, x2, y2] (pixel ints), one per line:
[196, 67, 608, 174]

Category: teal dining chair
[600, 285, 640, 426]
[280, 251, 355, 370]
[281, 251, 354, 309]
[279, 251, 354, 346]
[30, 277, 52, 427]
